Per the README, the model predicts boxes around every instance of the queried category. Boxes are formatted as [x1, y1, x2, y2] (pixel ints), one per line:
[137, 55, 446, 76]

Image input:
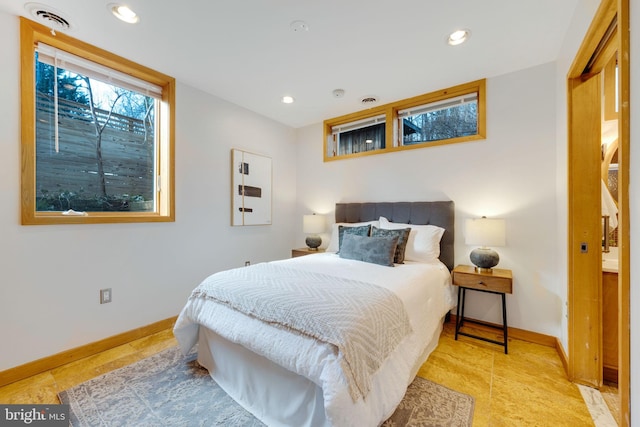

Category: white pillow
[325, 220, 380, 253]
[379, 216, 445, 262]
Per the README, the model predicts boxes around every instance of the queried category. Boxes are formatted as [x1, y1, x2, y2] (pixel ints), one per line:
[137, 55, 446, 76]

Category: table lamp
[303, 214, 325, 250]
[465, 217, 506, 272]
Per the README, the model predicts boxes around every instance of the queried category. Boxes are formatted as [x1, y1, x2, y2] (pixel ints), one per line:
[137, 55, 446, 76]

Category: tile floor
[0, 329, 178, 405]
[0, 323, 618, 426]
[419, 321, 618, 426]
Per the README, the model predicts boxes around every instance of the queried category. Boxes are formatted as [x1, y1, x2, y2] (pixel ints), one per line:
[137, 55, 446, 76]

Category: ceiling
[1, 0, 580, 128]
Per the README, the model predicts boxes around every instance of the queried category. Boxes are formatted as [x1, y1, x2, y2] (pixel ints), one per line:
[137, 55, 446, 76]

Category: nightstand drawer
[452, 265, 513, 294]
[453, 272, 511, 293]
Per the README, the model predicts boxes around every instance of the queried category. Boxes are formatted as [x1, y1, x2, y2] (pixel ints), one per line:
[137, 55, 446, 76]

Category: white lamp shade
[303, 214, 325, 234]
[465, 217, 506, 247]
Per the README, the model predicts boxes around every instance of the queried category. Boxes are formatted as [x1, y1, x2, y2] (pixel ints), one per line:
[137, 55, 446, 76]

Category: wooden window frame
[323, 79, 486, 162]
[20, 17, 175, 225]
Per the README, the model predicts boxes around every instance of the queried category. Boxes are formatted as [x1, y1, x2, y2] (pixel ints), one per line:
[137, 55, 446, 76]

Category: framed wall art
[231, 149, 272, 226]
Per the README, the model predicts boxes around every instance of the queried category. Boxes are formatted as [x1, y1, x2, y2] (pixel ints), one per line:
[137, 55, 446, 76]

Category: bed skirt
[195, 318, 445, 427]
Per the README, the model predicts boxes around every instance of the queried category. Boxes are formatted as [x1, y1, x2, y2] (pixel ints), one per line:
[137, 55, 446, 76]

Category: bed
[174, 201, 456, 427]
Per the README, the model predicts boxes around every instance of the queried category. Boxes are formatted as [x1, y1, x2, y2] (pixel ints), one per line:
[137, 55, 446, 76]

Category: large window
[324, 80, 485, 161]
[20, 18, 175, 224]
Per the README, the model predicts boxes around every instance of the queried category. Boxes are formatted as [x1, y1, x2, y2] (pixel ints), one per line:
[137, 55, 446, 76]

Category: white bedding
[174, 253, 455, 427]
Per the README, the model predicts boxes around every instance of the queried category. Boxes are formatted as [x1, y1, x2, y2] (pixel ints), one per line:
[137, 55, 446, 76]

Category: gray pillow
[337, 224, 371, 252]
[371, 226, 411, 264]
[339, 233, 398, 267]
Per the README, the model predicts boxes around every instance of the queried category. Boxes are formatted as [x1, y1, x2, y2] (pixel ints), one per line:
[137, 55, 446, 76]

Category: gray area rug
[59, 346, 474, 426]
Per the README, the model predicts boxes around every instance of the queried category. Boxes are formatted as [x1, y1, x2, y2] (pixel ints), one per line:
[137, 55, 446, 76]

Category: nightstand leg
[502, 293, 508, 354]
[460, 288, 466, 328]
[455, 286, 463, 340]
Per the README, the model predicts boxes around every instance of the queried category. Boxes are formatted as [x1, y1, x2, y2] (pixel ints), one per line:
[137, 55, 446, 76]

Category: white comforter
[174, 253, 455, 427]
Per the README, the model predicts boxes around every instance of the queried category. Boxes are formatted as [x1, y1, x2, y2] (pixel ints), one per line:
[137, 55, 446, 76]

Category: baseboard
[555, 337, 569, 376]
[448, 314, 558, 348]
[0, 316, 177, 388]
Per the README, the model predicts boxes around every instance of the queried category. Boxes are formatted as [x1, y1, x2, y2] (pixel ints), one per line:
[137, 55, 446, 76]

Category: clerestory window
[397, 92, 478, 146]
[327, 114, 386, 158]
[20, 18, 175, 224]
[323, 79, 485, 161]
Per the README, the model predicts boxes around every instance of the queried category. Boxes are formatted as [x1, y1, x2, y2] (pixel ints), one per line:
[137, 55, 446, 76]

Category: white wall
[295, 62, 562, 337]
[0, 12, 297, 371]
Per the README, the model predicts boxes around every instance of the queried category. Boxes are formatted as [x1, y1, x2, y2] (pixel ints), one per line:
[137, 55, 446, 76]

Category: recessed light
[281, 95, 295, 104]
[108, 3, 139, 24]
[447, 29, 470, 46]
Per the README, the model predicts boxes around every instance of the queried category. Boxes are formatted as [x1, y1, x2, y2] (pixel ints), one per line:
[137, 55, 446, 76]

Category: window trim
[323, 79, 485, 162]
[20, 17, 175, 225]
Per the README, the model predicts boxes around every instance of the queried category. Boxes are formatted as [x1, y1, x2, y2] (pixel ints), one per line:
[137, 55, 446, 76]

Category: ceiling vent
[25, 3, 72, 32]
[360, 96, 379, 106]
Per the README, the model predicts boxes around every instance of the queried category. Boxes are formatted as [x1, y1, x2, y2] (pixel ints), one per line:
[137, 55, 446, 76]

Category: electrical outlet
[100, 288, 112, 304]
[245, 261, 251, 266]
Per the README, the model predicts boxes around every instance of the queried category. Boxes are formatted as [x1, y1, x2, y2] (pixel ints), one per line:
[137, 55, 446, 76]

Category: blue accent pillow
[371, 226, 411, 264]
[337, 224, 371, 252]
[339, 233, 398, 267]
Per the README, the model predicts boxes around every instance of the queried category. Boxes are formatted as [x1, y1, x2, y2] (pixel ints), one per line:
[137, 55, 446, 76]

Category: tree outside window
[35, 56, 157, 212]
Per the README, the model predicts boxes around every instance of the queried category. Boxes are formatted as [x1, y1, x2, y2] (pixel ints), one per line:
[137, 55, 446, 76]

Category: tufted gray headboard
[335, 201, 455, 271]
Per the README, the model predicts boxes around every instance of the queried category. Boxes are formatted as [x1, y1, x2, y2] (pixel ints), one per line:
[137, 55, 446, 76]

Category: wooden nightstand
[452, 264, 513, 354]
[291, 248, 326, 258]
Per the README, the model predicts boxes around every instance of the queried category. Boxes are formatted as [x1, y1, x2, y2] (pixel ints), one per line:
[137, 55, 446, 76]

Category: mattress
[174, 253, 455, 426]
